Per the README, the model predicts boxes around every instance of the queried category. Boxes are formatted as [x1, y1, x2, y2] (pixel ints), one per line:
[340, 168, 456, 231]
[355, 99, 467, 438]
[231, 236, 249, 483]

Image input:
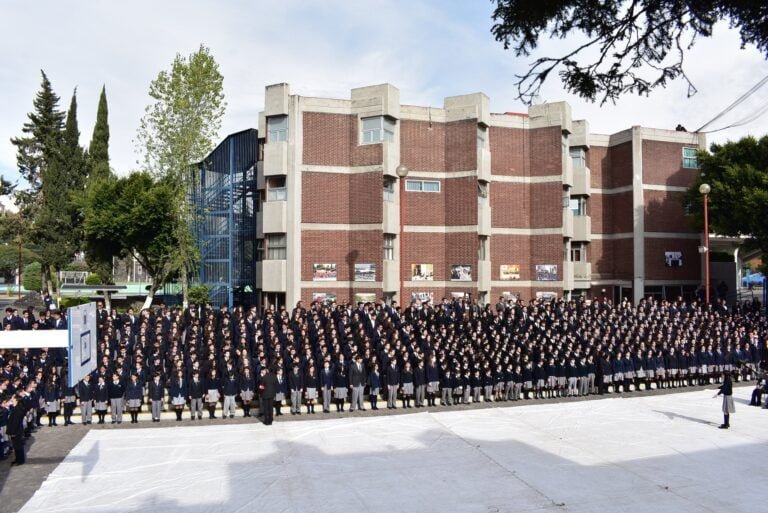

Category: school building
[207, 82, 708, 309]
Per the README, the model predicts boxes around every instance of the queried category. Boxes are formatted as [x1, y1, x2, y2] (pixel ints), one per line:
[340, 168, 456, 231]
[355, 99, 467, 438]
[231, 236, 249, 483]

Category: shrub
[188, 284, 210, 306]
[85, 273, 101, 285]
[22, 262, 42, 292]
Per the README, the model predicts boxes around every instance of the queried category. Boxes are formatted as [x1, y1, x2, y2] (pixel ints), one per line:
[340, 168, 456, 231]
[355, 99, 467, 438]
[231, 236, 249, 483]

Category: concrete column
[632, 127, 645, 304]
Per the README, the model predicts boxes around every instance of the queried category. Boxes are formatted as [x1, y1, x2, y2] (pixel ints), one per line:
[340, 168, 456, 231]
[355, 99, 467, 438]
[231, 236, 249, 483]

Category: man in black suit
[259, 367, 278, 426]
[349, 355, 367, 412]
[7, 394, 28, 465]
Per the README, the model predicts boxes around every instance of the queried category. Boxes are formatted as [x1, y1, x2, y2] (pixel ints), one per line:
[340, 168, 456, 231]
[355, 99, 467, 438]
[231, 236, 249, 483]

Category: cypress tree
[87, 85, 111, 184]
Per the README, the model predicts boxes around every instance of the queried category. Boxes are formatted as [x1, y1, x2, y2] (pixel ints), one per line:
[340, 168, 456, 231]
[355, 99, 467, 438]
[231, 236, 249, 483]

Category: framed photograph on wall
[411, 264, 434, 281]
[313, 263, 337, 281]
[500, 264, 520, 280]
[411, 291, 434, 303]
[354, 292, 377, 304]
[450, 264, 472, 281]
[535, 264, 558, 281]
[312, 292, 337, 305]
[354, 263, 376, 281]
[664, 251, 683, 268]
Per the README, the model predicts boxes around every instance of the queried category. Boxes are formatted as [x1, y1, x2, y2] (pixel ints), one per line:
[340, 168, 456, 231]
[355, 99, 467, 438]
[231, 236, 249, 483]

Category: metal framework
[190, 129, 259, 307]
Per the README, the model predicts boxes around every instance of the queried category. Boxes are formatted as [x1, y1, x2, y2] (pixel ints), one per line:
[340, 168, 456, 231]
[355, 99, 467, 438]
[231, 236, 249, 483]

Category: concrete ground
[0, 381, 762, 513]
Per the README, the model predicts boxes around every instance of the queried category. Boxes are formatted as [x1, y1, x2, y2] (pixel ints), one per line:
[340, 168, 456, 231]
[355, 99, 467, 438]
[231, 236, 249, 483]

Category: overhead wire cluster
[695, 74, 768, 134]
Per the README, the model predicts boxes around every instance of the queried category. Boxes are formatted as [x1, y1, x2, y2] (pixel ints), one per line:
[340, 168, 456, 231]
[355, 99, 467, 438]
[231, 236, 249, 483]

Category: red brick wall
[445, 120, 477, 172]
[302, 288, 383, 305]
[643, 140, 699, 187]
[614, 238, 634, 280]
[588, 146, 610, 189]
[490, 183, 529, 228]
[402, 232, 447, 282]
[443, 177, 477, 225]
[302, 172, 382, 224]
[489, 126, 528, 176]
[644, 190, 693, 233]
[608, 142, 633, 187]
[529, 127, 562, 176]
[530, 234, 563, 280]
[403, 181, 445, 226]
[400, 119, 445, 171]
[645, 238, 700, 280]
[529, 183, 562, 228]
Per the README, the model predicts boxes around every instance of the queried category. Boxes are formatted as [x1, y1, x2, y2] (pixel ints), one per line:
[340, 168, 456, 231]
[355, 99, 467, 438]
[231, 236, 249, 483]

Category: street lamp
[699, 183, 711, 304]
[396, 165, 409, 305]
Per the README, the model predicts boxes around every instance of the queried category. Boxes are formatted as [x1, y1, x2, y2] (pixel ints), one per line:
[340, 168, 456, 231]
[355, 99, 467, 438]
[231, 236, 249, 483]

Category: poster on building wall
[450, 264, 472, 281]
[312, 292, 337, 305]
[536, 291, 558, 302]
[411, 264, 434, 281]
[664, 251, 683, 268]
[535, 264, 558, 281]
[354, 263, 376, 281]
[313, 263, 337, 281]
[500, 264, 521, 280]
[450, 292, 469, 299]
[354, 292, 377, 304]
[411, 291, 434, 303]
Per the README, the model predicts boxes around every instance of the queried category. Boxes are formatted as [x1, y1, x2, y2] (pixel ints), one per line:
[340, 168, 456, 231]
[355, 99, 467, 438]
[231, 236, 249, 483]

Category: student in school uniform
[205, 369, 221, 419]
[44, 375, 61, 427]
[483, 368, 494, 402]
[367, 363, 381, 410]
[348, 356, 367, 412]
[222, 369, 239, 419]
[400, 361, 414, 408]
[425, 358, 440, 407]
[332, 364, 347, 412]
[287, 364, 304, 415]
[93, 375, 109, 424]
[148, 373, 165, 422]
[303, 365, 318, 414]
[258, 367, 278, 425]
[275, 367, 288, 416]
[125, 373, 144, 424]
[108, 372, 125, 424]
[471, 369, 482, 403]
[413, 360, 426, 407]
[714, 371, 735, 429]
[61, 374, 76, 426]
[170, 369, 188, 422]
[239, 367, 256, 418]
[189, 370, 204, 420]
[77, 374, 94, 424]
[386, 361, 399, 409]
[461, 371, 471, 404]
[440, 369, 454, 406]
[320, 360, 334, 413]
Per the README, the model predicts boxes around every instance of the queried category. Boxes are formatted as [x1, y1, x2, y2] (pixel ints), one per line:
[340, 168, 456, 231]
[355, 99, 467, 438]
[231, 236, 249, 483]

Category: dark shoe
[718, 424, 729, 429]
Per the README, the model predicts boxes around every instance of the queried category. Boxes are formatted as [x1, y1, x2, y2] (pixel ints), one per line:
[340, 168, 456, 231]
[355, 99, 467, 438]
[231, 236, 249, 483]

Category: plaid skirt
[127, 399, 142, 408]
[240, 390, 255, 402]
[401, 383, 414, 395]
[305, 389, 318, 400]
[427, 382, 440, 393]
[333, 388, 347, 400]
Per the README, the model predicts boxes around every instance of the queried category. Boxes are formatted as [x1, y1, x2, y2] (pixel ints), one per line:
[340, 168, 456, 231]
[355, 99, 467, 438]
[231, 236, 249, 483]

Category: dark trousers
[11, 435, 25, 464]
[263, 398, 275, 425]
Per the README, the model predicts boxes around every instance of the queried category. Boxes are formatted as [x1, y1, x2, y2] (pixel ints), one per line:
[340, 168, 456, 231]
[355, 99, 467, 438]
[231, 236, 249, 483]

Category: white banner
[68, 302, 98, 387]
[0, 330, 67, 349]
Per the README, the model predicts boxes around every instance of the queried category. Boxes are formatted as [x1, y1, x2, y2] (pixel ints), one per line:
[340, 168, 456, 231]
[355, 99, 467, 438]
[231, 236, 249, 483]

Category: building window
[682, 147, 698, 169]
[266, 234, 287, 260]
[569, 197, 587, 216]
[570, 147, 586, 168]
[267, 115, 288, 142]
[478, 236, 489, 261]
[477, 181, 489, 199]
[405, 179, 440, 193]
[570, 242, 587, 262]
[383, 235, 395, 261]
[266, 176, 287, 201]
[256, 239, 264, 261]
[361, 116, 395, 144]
[477, 126, 487, 150]
[383, 178, 395, 202]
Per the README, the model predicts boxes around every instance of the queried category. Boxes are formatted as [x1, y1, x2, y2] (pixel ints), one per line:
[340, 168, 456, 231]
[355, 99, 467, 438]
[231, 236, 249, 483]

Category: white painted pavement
[19, 387, 768, 513]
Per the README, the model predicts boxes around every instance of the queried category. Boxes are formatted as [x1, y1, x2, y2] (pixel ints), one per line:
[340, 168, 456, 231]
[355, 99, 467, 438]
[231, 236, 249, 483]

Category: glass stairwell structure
[190, 129, 259, 307]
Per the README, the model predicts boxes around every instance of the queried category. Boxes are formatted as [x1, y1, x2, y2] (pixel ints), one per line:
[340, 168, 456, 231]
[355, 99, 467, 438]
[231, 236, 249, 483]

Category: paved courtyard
[5, 386, 767, 513]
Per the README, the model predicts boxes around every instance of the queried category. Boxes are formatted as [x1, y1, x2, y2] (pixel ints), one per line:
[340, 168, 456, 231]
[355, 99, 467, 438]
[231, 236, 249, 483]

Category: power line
[701, 98, 768, 134]
[695, 74, 768, 133]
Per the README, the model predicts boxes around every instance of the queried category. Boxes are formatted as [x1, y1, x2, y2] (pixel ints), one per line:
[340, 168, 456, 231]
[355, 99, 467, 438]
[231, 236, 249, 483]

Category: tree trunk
[142, 279, 159, 310]
[53, 267, 62, 307]
[181, 262, 189, 310]
[104, 291, 112, 311]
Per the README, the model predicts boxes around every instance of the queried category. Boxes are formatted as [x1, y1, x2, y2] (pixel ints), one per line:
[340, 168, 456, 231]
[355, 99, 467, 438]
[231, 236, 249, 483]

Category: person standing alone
[259, 367, 278, 426]
[714, 371, 735, 429]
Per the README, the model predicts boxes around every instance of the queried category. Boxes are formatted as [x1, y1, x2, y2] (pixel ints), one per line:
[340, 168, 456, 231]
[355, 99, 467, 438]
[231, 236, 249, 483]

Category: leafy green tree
[490, 0, 768, 104]
[83, 172, 178, 308]
[23, 261, 42, 292]
[136, 44, 226, 309]
[0, 246, 40, 285]
[188, 284, 210, 306]
[684, 135, 768, 266]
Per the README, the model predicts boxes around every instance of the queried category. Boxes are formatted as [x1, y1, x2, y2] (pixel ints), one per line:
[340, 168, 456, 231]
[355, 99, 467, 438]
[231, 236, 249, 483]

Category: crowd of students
[1, 294, 766, 465]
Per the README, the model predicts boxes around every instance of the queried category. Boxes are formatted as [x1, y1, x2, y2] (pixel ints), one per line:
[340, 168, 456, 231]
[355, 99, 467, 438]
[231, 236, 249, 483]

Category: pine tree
[10, 70, 65, 221]
[87, 85, 111, 184]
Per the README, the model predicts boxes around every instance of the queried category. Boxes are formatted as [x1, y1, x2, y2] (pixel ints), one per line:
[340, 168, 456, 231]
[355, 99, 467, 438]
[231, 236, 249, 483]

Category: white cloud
[0, 1, 766, 186]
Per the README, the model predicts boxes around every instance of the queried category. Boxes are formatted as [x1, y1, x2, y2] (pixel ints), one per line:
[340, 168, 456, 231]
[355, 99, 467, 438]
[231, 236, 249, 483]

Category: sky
[1, 0, 767, 191]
